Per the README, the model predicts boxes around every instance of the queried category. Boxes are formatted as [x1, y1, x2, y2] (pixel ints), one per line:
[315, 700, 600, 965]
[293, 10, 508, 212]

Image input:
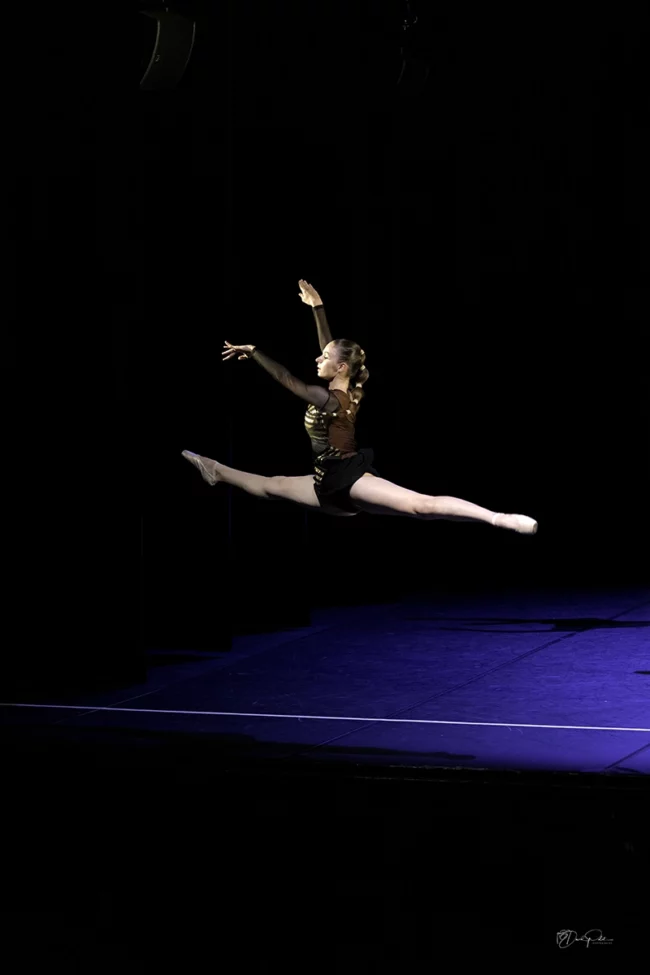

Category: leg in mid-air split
[181, 451, 354, 516]
[181, 451, 538, 533]
[346, 472, 537, 532]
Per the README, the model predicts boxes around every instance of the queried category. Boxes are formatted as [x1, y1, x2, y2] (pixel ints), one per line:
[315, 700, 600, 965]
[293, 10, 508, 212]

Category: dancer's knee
[264, 474, 286, 500]
[413, 495, 444, 518]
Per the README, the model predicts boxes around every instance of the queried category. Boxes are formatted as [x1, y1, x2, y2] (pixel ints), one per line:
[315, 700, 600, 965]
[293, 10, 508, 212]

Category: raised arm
[298, 279, 333, 351]
[312, 305, 333, 352]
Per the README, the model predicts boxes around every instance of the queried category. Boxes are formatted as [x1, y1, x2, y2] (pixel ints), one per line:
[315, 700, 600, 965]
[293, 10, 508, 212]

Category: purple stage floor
[3, 586, 648, 776]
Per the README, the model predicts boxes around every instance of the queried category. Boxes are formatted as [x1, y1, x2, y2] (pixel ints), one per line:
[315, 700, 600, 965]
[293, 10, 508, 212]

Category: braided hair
[331, 339, 369, 413]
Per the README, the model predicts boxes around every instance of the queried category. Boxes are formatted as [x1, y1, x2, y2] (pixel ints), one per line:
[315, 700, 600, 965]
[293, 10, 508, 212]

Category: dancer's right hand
[298, 280, 323, 307]
[223, 341, 256, 361]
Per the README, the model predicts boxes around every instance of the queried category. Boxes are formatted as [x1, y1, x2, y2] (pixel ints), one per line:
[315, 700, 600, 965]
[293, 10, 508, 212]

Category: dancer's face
[316, 343, 348, 382]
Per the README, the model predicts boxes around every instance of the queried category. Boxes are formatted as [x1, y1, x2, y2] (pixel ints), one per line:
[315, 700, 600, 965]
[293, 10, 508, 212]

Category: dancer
[182, 280, 537, 532]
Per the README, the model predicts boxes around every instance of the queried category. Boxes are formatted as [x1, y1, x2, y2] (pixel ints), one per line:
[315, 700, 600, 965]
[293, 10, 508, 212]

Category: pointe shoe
[492, 513, 538, 534]
[181, 450, 221, 486]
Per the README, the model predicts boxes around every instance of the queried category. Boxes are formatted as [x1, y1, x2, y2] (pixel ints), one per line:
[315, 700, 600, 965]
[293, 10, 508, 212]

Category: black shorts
[313, 448, 380, 514]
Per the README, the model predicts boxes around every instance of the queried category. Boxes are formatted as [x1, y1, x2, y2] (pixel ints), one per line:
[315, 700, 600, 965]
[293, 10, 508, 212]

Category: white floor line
[1, 702, 649, 733]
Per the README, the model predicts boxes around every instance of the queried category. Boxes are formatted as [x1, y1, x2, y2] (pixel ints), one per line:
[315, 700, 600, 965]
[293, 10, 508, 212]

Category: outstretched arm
[298, 279, 333, 351]
[251, 348, 340, 411]
[220, 341, 340, 411]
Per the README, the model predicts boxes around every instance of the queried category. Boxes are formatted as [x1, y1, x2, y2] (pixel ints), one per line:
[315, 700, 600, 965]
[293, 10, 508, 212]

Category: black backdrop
[142, 4, 647, 621]
[10, 4, 648, 681]
[142, 4, 649, 643]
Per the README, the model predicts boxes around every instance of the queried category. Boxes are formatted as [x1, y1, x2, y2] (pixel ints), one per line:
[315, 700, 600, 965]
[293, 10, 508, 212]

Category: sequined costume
[250, 304, 379, 513]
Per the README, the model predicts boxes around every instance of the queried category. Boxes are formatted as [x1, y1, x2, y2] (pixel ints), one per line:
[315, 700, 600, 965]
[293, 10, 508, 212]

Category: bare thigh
[268, 475, 357, 517]
[348, 473, 425, 517]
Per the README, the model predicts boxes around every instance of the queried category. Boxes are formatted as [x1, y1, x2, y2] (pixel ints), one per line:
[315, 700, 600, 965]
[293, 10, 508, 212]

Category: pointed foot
[181, 450, 222, 486]
[493, 513, 538, 534]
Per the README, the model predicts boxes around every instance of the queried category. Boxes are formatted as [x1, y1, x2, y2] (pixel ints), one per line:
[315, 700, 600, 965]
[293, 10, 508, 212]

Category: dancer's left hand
[298, 280, 323, 307]
[223, 341, 256, 361]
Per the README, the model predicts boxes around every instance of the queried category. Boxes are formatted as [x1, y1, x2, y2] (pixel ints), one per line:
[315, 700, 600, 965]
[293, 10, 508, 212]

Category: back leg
[348, 474, 426, 517]
[349, 474, 537, 532]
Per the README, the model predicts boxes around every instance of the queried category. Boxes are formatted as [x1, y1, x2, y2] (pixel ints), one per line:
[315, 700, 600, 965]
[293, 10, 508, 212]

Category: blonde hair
[332, 339, 369, 413]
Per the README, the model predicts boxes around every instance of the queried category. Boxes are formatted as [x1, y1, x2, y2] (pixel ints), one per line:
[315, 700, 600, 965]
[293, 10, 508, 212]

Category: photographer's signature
[557, 929, 613, 949]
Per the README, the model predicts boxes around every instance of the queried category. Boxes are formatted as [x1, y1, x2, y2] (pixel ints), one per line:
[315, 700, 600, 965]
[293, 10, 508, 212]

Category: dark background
[4, 6, 649, 956]
[140, 4, 648, 623]
[10, 3, 649, 677]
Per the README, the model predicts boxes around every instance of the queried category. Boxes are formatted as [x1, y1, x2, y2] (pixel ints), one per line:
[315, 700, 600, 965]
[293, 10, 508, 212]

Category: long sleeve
[312, 304, 334, 352]
[251, 348, 340, 412]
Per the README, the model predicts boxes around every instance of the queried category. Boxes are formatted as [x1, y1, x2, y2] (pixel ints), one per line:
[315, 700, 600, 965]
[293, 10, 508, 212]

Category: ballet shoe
[492, 513, 538, 534]
[181, 450, 221, 486]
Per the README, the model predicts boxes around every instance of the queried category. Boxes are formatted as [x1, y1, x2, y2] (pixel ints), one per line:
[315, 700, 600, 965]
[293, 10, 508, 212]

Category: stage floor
[3, 586, 649, 776]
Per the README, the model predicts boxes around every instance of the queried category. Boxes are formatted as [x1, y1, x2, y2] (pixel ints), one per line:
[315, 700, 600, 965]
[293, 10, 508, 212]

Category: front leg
[268, 474, 356, 515]
[183, 452, 279, 499]
[183, 453, 352, 514]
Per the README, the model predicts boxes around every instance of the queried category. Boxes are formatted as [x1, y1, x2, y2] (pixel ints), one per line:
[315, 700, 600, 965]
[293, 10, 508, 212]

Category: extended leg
[423, 496, 538, 533]
[349, 475, 537, 533]
[181, 451, 344, 513]
[183, 451, 279, 498]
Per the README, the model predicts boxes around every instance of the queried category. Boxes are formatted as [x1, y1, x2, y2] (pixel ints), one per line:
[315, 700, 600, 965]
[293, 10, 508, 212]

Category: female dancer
[182, 280, 538, 533]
